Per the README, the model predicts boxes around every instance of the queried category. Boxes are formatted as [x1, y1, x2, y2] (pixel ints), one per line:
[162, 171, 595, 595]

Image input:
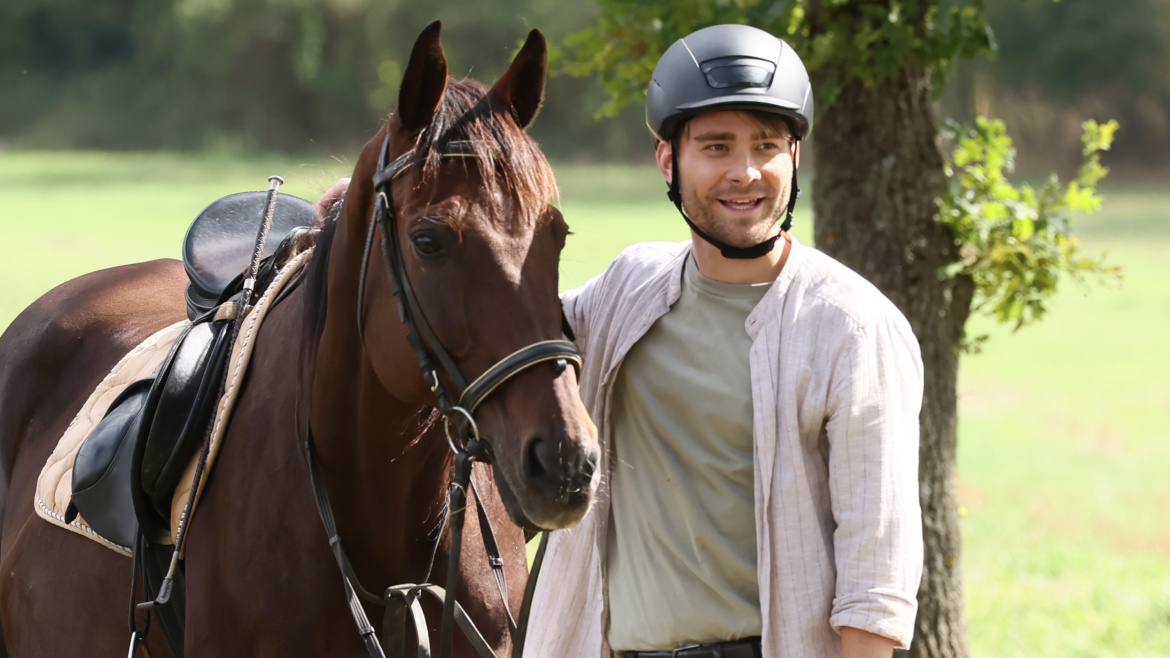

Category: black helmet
[647, 24, 813, 143]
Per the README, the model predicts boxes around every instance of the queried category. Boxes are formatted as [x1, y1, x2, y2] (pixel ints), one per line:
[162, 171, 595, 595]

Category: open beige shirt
[525, 238, 924, 657]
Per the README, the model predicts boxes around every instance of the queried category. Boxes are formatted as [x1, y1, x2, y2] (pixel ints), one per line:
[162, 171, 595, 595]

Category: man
[523, 24, 924, 658]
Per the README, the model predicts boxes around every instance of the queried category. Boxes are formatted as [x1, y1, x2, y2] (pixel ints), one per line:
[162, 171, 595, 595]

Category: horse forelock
[411, 77, 558, 234]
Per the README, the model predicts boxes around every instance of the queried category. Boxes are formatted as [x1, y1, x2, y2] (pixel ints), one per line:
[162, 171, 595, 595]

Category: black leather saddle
[183, 191, 317, 320]
[68, 191, 317, 548]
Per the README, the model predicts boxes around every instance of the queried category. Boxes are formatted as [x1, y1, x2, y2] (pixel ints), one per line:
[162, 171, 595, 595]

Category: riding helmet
[646, 24, 814, 143]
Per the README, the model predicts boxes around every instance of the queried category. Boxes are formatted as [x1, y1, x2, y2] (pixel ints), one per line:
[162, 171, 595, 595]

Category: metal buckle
[425, 369, 441, 394]
[443, 406, 480, 454]
[126, 631, 147, 658]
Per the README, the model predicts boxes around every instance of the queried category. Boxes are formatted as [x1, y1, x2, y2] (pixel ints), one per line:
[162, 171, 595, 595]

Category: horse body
[0, 259, 189, 657]
[0, 22, 597, 657]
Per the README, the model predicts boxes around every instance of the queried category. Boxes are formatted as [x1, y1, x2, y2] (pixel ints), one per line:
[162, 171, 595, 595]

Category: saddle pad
[35, 320, 189, 556]
[34, 247, 314, 555]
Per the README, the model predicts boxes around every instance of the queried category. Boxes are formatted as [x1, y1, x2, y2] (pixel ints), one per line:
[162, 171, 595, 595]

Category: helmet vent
[701, 56, 775, 89]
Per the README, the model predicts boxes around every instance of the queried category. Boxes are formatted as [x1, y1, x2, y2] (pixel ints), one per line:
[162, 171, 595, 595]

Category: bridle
[305, 131, 580, 658]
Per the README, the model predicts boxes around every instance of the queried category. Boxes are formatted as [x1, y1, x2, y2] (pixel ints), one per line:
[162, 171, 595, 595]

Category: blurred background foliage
[0, 0, 644, 159]
[1, 0, 1167, 179]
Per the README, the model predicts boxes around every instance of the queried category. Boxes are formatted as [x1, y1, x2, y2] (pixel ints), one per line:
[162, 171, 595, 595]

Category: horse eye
[412, 233, 444, 257]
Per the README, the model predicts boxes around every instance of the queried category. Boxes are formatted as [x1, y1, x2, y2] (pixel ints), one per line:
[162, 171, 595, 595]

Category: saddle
[67, 190, 317, 547]
[183, 191, 318, 319]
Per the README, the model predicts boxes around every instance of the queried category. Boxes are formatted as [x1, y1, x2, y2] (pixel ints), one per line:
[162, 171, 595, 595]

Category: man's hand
[315, 177, 351, 219]
[841, 626, 897, 658]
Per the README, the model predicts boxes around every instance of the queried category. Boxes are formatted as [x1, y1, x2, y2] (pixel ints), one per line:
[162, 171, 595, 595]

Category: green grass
[1, 150, 1167, 656]
[959, 231, 1170, 656]
[0, 150, 356, 323]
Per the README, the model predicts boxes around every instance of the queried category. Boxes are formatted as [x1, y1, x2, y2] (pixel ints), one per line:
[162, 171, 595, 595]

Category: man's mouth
[719, 197, 763, 211]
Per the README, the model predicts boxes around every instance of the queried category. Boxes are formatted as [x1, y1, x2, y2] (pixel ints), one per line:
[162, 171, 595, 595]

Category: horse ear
[397, 20, 448, 134]
[490, 29, 547, 130]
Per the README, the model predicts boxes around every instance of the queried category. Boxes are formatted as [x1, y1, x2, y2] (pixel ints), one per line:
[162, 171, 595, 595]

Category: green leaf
[1011, 216, 1034, 241]
[939, 116, 1123, 336]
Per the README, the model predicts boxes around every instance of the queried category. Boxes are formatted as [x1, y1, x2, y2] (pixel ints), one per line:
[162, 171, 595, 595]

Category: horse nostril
[524, 438, 599, 498]
[524, 438, 554, 491]
[573, 449, 598, 489]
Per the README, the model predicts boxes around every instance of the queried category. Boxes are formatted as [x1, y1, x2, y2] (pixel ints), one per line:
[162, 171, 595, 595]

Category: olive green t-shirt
[606, 254, 770, 652]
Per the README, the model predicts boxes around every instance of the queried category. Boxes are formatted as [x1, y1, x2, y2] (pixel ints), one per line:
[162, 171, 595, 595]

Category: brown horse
[0, 22, 599, 657]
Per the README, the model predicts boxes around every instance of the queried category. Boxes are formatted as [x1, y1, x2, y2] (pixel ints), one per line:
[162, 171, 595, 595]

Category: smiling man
[525, 24, 926, 658]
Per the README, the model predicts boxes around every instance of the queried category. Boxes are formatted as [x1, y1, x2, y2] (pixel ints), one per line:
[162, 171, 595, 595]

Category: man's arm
[824, 308, 925, 649]
[841, 626, 897, 658]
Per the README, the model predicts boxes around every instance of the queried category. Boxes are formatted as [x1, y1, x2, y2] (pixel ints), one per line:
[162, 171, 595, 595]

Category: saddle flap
[183, 191, 316, 319]
[70, 378, 153, 549]
[135, 312, 236, 535]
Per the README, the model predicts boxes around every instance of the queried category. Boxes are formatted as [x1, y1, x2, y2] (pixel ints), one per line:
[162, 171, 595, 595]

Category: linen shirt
[524, 238, 924, 657]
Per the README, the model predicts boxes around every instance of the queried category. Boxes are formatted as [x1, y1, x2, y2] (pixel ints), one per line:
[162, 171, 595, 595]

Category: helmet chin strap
[667, 145, 800, 260]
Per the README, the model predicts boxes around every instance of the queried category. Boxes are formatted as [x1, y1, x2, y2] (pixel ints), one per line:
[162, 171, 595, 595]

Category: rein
[306, 133, 579, 658]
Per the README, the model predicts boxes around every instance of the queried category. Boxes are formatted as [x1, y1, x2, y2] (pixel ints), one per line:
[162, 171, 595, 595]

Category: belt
[625, 636, 761, 658]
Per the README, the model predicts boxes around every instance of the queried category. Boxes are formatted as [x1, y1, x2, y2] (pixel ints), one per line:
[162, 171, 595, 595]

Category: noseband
[307, 133, 580, 658]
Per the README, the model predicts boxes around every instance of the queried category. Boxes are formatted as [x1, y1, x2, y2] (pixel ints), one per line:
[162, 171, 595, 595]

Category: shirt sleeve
[560, 268, 608, 357]
[824, 311, 925, 648]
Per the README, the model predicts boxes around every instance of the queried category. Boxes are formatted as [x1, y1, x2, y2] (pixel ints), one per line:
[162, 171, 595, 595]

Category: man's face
[657, 110, 798, 249]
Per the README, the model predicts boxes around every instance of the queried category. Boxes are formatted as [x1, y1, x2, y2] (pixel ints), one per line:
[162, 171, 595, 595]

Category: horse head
[320, 22, 599, 533]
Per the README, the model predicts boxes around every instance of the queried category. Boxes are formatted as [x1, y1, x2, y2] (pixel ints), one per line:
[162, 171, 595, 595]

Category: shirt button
[641, 315, 649, 326]
[670, 285, 680, 296]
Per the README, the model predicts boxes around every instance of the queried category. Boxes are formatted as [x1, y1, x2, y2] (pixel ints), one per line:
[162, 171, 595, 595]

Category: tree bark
[809, 57, 974, 658]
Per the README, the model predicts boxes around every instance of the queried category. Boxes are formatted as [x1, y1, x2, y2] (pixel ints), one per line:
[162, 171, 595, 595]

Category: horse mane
[413, 77, 559, 233]
[296, 76, 556, 389]
[296, 206, 339, 418]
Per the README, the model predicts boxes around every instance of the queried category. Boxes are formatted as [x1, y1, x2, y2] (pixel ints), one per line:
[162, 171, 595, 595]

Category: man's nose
[726, 152, 763, 185]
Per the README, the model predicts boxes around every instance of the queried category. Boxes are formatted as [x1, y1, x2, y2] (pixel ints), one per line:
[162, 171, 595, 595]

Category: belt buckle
[671, 644, 701, 658]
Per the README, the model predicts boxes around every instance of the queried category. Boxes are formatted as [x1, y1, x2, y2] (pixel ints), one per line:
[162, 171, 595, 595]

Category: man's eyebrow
[691, 131, 737, 142]
[691, 130, 790, 142]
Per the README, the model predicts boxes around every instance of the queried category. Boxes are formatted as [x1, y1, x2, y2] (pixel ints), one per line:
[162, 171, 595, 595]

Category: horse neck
[307, 201, 453, 585]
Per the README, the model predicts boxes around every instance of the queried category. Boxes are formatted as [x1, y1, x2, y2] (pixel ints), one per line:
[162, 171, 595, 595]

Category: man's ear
[656, 140, 673, 185]
[794, 141, 802, 169]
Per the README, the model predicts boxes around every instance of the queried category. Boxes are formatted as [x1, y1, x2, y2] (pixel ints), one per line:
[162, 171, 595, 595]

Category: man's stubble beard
[680, 183, 787, 249]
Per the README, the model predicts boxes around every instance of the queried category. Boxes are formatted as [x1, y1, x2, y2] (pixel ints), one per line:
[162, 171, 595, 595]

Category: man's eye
[703, 144, 727, 152]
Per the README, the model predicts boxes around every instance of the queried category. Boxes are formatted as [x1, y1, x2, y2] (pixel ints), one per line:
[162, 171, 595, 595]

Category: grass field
[1, 150, 1167, 656]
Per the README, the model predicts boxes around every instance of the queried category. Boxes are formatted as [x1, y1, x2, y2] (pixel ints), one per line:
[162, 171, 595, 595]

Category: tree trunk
[809, 58, 975, 657]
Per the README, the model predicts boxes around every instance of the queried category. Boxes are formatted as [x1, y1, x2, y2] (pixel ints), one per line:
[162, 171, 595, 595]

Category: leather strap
[385, 583, 498, 658]
[305, 430, 512, 658]
[625, 637, 761, 658]
[304, 435, 387, 657]
[459, 341, 582, 414]
[471, 470, 516, 634]
[510, 531, 548, 658]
